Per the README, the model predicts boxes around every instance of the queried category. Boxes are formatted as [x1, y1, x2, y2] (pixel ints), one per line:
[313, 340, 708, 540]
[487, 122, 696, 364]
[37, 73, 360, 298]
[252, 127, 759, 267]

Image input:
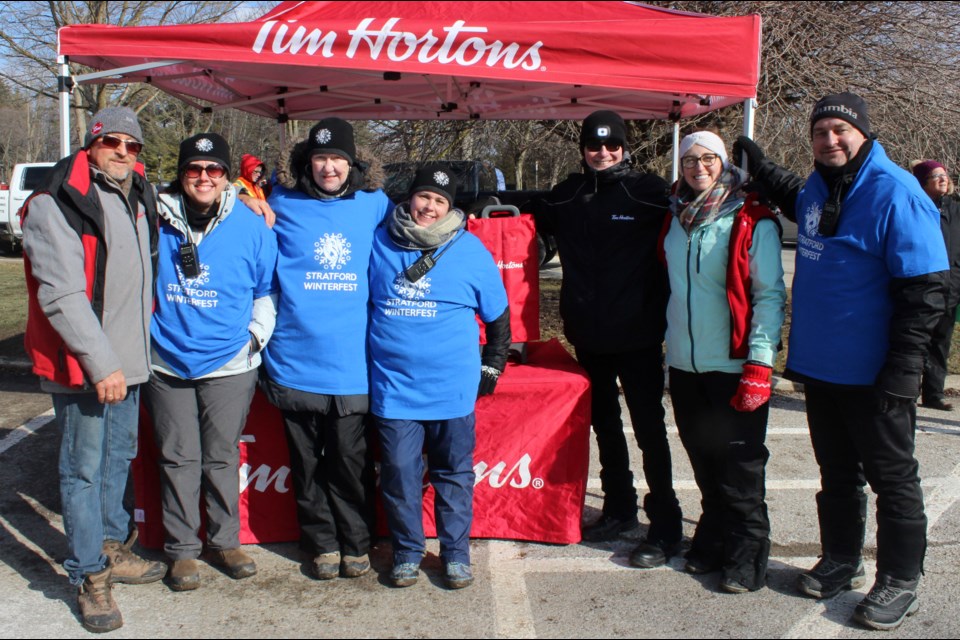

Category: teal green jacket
[663, 208, 786, 374]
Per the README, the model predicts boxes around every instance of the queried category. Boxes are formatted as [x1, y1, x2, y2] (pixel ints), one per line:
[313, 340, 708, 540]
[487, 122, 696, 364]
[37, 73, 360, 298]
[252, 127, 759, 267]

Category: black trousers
[804, 383, 926, 580]
[282, 408, 375, 557]
[575, 346, 682, 541]
[921, 304, 958, 403]
[670, 368, 770, 587]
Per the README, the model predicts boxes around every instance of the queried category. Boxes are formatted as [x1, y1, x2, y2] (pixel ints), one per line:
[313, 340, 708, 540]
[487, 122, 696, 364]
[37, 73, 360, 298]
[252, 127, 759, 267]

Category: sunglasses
[585, 142, 622, 153]
[182, 163, 227, 179]
[98, 134, 143, 155]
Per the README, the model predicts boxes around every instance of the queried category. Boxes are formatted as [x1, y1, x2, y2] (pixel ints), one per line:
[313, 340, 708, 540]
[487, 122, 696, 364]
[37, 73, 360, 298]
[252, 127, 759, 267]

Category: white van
[0, 162, 55, 252]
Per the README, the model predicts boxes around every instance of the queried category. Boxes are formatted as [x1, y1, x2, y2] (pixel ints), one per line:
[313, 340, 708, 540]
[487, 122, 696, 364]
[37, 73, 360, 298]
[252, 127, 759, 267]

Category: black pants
[670, 368, 770, 588]
[921, 305, 958, 403]
[282, 408, 375, 557]
[804, 383, 926, 580]
[575, 346, 682, 541]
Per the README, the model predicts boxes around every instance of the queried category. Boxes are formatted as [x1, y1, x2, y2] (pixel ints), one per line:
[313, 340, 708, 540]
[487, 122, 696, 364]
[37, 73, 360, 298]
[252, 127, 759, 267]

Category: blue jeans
[377, 414, 475, 566]
[54, 387, 140, 585]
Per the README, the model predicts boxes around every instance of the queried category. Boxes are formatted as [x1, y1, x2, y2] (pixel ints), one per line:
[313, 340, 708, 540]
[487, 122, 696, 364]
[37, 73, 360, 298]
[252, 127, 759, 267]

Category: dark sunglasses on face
[98, 134, 143, 155]
[585, 142, 622, 153]
[182, 164, 227, 179]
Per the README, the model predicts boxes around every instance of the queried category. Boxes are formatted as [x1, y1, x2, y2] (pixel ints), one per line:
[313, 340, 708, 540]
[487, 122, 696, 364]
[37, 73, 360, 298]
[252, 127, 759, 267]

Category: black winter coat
[934, 194, 960, 309]
[533, 161, 670, 354]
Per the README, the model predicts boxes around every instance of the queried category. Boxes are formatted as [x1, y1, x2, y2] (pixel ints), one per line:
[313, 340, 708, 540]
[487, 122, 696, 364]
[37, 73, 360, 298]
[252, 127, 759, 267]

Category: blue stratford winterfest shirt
[151, 202, 278, 379]
[263, 185, 392, 395]
[788, 142, 949, 385]
[368, 225, 508, 420]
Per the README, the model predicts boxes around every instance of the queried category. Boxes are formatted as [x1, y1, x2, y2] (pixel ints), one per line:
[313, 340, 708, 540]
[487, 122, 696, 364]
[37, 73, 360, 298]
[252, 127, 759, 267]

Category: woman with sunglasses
[533, 110, 683, 568]
[663, 131, 785, 593]
[147, 133, 278, 590]
[912, 161, 960, 411]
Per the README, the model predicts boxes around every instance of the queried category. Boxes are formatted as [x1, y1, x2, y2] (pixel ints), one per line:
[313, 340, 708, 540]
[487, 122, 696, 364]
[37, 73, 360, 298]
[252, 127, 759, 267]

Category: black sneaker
[581, 515, 640, 542]
[628, 539, 682, 569]
[853, 574, 920, 630]
[796, 555, 866, 599]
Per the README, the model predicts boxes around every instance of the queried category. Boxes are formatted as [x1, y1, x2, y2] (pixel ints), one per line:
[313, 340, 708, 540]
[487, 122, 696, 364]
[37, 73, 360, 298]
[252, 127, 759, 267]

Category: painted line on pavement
[489, 541, 537, 639]
[781, 558, 877, 639]
[0, 409, 55, 456]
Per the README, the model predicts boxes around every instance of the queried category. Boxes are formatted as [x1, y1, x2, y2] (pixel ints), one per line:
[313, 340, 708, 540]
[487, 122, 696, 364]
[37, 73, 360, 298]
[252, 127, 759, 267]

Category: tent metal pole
[58, 56, 72, 159]
[741, 97, 757, 168]
[671, 121, 680, 183]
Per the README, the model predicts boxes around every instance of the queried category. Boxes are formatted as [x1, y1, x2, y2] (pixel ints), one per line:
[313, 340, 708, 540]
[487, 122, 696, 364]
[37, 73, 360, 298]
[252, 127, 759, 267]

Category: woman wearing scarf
[663, 131, 786, 592]
[148, 133, 278, 590]
[369, 164, 510, 590]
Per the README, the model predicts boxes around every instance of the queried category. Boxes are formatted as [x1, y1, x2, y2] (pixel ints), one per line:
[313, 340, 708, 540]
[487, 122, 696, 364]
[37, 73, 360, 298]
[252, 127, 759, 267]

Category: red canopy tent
[56, 1, 761, 159]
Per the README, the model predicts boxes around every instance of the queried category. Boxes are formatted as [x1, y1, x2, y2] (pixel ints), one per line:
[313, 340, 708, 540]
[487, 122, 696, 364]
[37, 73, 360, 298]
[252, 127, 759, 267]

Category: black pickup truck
[384, 160, 557, 265]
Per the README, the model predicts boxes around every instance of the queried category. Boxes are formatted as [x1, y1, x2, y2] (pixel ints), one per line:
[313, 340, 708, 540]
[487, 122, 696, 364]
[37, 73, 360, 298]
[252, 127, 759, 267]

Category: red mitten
[730, 363, 772, 412]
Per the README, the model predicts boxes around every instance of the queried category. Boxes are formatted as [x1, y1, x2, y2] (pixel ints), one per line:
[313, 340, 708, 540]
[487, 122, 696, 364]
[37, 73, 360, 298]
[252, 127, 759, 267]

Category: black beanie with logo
[580, 110, 628, 149]
[809, 92, 871, 138]
[409, 163, 457, 206]
[306, 118, 356, 164]
[178, 133, 231, 174]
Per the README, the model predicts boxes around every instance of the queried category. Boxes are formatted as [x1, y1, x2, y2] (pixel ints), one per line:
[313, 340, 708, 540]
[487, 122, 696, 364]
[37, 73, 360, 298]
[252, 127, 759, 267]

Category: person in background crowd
[369, 164, 510, 589]
[735, 92, 948, 630]
[234, 153, 269, 201]
[664, 131, 785, 593]
[21, 106, 165, 633]
[147, 133, 278, 591]
[261, 118, 391, 582]
[911, 160, 960, 411]
[533, 110, 683, 568]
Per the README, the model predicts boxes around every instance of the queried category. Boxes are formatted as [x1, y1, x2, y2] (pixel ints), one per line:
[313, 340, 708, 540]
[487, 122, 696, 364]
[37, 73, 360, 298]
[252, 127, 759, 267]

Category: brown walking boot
[166, 559, 201, 591]
[207, 548, 257, 579]
[78, 567, 123, 633]
[102, 530, 166, 585]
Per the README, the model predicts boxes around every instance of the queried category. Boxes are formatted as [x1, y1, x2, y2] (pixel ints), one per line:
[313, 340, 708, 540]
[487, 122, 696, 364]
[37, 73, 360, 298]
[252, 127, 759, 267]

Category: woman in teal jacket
[663, 131, 786, 593]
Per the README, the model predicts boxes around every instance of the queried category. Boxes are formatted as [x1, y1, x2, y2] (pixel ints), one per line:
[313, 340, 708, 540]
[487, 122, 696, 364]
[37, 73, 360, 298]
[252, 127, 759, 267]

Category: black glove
[875, 390, 914, 415]
[732, 135, 767, 175]
[874, 360, 920, 414]
[478, 365, 501, 397]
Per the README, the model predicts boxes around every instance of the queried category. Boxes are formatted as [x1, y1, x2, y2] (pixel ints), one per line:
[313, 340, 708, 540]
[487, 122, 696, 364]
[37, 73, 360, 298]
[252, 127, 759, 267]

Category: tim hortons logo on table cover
[239, 453, 541, 495]
[252, 18, 543, 71]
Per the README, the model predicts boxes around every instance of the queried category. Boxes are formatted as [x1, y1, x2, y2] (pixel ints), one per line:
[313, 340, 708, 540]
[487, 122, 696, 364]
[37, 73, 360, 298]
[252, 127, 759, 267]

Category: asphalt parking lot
[1, 373, 959, 638]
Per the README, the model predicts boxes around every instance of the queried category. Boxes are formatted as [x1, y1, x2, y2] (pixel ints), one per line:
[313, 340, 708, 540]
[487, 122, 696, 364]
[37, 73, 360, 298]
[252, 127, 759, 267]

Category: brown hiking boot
[310, 551, 340, 580]
[341, 554, 371, 578]
[166, 559, 201, 591]
[102, 530, 166, 585]
[78, 567, 122, 633]
[207, 548, 257, 579]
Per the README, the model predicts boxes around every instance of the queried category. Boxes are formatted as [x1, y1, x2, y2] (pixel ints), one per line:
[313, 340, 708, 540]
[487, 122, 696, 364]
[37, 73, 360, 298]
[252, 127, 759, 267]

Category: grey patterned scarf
[387, 202, 465, 250]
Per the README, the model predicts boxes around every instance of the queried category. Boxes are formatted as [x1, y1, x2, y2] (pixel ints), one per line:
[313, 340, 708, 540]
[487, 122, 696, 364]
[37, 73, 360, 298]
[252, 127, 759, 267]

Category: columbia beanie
[810, 92, 871, 138]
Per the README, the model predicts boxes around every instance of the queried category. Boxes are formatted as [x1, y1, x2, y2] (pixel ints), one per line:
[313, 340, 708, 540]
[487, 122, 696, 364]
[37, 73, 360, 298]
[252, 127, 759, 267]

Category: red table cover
[132, 339, 590, 547]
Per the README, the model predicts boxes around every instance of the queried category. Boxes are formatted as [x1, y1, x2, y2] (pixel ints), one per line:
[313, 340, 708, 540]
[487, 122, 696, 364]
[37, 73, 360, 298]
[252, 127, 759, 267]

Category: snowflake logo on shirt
[434, 171, 450, 186]
[315, 129, 332, 144]
[314, 233, 352, 269]
[175, 262, 211, 288]
[195, 138, 214, 153]
[803, 202, 822, 238]
[394, 272, 431, 300]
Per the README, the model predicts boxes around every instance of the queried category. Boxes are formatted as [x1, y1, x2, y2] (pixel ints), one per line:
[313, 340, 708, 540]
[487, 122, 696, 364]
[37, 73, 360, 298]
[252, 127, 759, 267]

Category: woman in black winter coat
[912, 160, 960, 410]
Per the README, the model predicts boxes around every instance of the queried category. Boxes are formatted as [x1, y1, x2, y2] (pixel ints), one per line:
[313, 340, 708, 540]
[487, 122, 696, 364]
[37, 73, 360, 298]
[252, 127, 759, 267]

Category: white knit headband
[679, 131, 728, 164]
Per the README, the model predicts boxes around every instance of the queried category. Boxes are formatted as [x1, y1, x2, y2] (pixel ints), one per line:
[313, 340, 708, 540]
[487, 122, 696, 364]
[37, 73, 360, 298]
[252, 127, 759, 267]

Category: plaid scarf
[672, 165, 748, 234]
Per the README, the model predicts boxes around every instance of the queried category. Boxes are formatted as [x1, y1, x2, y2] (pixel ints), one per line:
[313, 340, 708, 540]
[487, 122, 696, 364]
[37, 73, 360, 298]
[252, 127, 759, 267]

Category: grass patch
[0, 260, 27, 361]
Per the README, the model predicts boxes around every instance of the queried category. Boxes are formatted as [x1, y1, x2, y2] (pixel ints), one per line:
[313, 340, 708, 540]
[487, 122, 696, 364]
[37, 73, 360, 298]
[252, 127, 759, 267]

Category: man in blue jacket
[735, 93, 948, 631]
